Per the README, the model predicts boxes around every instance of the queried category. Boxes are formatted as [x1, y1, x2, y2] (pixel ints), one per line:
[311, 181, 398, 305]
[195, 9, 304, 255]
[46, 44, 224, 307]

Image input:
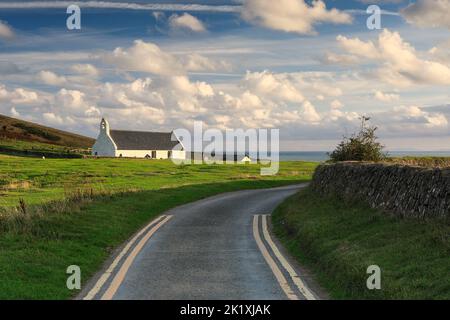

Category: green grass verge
[0, 156, 316, 299]
[272, 188, 450, 299]
[0, 155, 316, 207]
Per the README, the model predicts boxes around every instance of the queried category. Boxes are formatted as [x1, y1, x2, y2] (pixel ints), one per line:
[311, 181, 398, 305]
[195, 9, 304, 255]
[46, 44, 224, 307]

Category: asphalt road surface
[82, 184, 324, 300]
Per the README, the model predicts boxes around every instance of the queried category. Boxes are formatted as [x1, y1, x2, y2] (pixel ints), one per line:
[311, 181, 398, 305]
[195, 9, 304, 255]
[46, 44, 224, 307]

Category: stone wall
[311, 162, 450, 218]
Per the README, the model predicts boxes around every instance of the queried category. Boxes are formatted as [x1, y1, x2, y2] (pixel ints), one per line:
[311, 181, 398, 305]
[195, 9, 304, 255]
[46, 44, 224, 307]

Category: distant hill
[0, 114, 94, 148]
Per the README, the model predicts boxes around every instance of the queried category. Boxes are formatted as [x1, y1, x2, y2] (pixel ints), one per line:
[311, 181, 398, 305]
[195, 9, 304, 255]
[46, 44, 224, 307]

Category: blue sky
[0, 0, 449, 151]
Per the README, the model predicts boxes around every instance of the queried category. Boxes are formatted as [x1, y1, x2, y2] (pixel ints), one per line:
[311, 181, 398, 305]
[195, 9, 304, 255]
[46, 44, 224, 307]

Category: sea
[279, 151, 450, 162]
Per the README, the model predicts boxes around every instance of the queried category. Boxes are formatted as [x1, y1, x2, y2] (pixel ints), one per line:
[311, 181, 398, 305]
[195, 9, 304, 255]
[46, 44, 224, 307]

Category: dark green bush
[329, 116, 386, 162]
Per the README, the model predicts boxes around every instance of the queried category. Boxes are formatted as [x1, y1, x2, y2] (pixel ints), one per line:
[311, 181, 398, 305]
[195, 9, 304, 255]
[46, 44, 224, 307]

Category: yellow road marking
[101, 215, 173, 300]
[252, 215, 298, 300]
[261, 215, 317, 300]
[83, 215, 167, 300]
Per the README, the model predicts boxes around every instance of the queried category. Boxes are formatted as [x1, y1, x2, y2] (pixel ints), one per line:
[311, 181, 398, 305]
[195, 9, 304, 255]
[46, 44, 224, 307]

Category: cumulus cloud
[1, 37, 448, 144]
[169, 13, 206, 32]
[301, 101, 321, 123]
[383, 105, 448, 129]
[105, 40, 184, 76]
[71, 64, 100, 77]
[401, 0, 450, 29]
[10, 107, 20, 117]
[334, 29, 450, 86]
[242, 71, 304, 103]
[336, 35, 380, 60]
[0, 20, 14, 39]
[241, 0, 352, 35]
[104, 40, 229, 76]
[55, 88, 98, 116]
[37, 70, 67, 86]
[0, 84, 40, 105]
[374, 90, 400, 102]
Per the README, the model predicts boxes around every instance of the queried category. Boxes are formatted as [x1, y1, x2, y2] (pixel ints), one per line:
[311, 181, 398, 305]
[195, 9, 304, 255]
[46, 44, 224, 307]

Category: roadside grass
[0, 155, 316, 207]
[0, 155, 316, 299]
[272, 188, 450, 299]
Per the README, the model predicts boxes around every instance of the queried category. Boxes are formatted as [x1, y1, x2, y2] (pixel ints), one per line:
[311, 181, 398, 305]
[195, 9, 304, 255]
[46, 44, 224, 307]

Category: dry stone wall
[311, 162, 450, 218]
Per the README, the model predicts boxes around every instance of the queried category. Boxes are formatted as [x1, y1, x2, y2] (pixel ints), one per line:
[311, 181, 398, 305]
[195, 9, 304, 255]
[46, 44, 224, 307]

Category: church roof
[109, 130, 181, 150]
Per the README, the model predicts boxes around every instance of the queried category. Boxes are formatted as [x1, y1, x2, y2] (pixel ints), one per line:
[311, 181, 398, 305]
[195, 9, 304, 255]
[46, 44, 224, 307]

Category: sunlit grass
[0, 155, 317, 208]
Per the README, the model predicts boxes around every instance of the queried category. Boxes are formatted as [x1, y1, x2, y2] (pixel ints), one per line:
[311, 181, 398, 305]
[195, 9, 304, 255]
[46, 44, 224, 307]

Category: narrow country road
[81, 184, 324, 300]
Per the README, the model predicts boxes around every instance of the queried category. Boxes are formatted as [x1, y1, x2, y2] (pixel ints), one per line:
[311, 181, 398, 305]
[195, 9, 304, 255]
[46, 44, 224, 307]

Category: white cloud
[289, 72, 344, 98]
[105, 40, 183, 76]
[335, 29, 450, 86]
[37, 70, 67, 86]
[374, 90, 400, 102]
[0, 84, 40, 105]
[104, 40, 229, 76]
[71, 64, 100, 77]
[242, 71, 304, 103]
[390, 105, 448, 128]
[55, 88, 99, 117]
[330, 99, 344, 109]
[43, 112, 64, 125]
[0, 20, 14, 39]
[401, 0, 450, 29]
[336, 35, 380, 60]
[301, 101, 321, 122]
[10, 107, 20, 117]
[241, 0, 352, 35]
[180, 53, 231, 72]
[169, 13, 206, 32]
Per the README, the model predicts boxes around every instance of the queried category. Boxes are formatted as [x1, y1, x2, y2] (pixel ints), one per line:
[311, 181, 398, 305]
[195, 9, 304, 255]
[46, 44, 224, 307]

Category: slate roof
[109, 130, 181, 150]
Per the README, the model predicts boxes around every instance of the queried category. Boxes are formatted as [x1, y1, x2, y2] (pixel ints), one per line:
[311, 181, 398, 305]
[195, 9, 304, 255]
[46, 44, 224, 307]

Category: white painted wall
[92, 119, 116, 157]
[115, 150, 186, 159]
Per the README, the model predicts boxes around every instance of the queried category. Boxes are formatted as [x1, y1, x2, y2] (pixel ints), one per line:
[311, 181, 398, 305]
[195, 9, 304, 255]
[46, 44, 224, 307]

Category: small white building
[92, 118, 185, 159]
[241, 155, 252, 163]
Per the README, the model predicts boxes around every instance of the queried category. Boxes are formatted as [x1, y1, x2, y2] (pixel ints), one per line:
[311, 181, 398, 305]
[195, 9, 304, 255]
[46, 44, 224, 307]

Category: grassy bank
[272, 188, 450, 299]
[0, 138, 88, 158]
[0, 156, 316, 299]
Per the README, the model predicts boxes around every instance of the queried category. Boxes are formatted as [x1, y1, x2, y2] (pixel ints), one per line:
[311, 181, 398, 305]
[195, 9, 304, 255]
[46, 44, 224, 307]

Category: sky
[0, 0, 449, 151]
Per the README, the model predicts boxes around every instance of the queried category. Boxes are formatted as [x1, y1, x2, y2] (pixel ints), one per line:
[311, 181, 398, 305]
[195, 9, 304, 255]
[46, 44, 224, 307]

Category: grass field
[0, 155, 316, 299]
[272, 188, 450, 299]
[0, 155, 316, 207]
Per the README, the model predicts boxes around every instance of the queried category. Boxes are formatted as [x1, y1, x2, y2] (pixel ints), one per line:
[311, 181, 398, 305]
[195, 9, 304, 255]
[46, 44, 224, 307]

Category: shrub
[329, 116, 386, 162]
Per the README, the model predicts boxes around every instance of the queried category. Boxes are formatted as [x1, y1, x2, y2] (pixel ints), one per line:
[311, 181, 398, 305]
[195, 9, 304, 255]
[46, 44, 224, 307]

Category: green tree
[329, 116, 386, 162]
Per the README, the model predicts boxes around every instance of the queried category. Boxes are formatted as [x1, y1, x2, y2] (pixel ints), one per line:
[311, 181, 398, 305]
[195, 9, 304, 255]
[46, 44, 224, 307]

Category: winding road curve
[81, 184, 325, 300]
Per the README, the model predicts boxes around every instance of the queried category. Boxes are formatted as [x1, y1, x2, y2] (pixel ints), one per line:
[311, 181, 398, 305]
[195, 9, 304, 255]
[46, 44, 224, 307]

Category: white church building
[92, 118, 186, 159]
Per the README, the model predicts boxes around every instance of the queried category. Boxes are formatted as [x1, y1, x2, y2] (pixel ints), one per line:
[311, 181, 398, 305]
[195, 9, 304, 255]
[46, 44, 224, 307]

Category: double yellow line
[83, 215, 173, 300]
[253, 214, 317, 300]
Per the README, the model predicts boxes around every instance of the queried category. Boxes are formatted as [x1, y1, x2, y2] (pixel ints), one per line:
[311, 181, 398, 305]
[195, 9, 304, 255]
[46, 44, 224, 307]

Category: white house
[92, 118, 185, 159]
